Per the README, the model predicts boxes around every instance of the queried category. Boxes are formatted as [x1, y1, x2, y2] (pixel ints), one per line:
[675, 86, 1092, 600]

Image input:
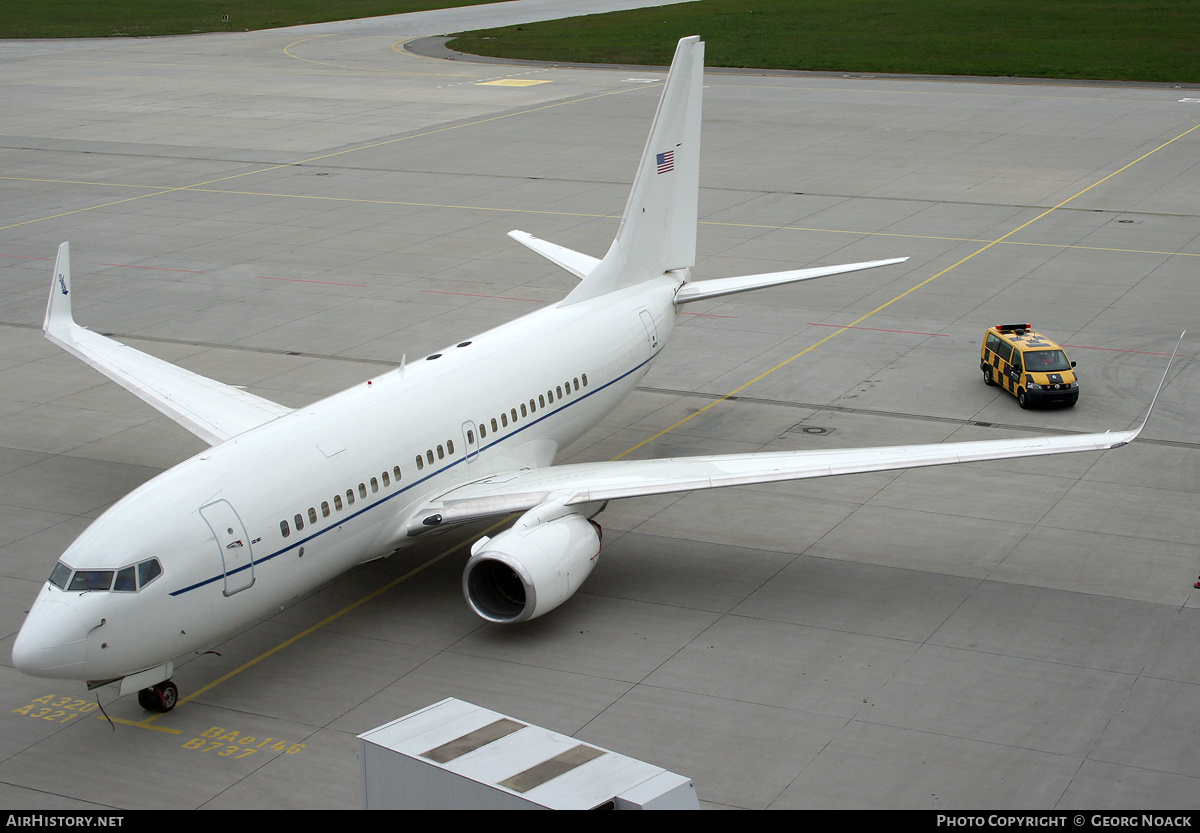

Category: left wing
[408, 420, 1141, 534]
[44, 243, 294, 446]
[409, 343, 1179, 536]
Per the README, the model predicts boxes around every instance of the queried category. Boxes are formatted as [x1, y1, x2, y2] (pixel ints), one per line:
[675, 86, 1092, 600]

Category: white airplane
[11, 37, 1171, 713]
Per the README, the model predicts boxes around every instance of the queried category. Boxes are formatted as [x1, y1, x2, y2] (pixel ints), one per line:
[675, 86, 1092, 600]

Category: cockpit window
[68, 570, 114, 592]
[138, 558, 163, 588]
[114, 566, 137, 592]
[49, 558, 163, 593]
[48, 562, 71, 590]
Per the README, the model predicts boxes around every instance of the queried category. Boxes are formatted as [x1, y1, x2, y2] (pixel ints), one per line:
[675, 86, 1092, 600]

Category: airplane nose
[12, 599, 89, 678]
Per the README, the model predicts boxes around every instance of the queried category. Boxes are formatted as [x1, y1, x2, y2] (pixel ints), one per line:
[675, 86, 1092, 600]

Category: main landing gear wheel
[137, 680, 179, 712]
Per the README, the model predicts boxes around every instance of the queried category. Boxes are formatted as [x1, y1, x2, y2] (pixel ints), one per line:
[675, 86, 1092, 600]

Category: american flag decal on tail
[656, 150, 675, 174]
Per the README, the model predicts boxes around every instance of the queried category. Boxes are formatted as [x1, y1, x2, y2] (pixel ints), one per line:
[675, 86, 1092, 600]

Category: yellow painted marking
[613, 120, 1200, 460]
[282, 34, 460, 77]
[0, 83, 656, 233]
[478, 79, 553, 87]
[104, 715, 182, 734]
[8, 174, 1197, 262]
[139, 514, 515, 722]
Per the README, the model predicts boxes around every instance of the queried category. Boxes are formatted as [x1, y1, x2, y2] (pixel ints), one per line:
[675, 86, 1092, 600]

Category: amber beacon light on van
[981, 323, 1079, 409]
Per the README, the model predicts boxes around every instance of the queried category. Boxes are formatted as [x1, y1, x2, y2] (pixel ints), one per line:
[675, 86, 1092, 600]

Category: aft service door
[199, 499, 255, 596]
[639, 309, 659, 356]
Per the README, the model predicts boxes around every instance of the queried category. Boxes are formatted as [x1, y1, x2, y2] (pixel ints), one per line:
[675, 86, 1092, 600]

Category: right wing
[44, 243, 294, 446]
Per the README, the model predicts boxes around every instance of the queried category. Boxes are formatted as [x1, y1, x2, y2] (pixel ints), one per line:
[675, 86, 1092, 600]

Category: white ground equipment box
[359, 697, 700, 809]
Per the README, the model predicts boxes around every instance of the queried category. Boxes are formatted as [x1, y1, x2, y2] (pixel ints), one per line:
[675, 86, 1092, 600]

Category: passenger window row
[415, 438, 456, 471]
[276, 373, 589, 540]
[474, 374, 589, 444]
[279, 464, 404, 539]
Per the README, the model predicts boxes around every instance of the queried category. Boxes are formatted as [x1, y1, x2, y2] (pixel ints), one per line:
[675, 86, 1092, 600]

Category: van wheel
[1018, 389, 1030, 409]
[982, 366, 994, 386]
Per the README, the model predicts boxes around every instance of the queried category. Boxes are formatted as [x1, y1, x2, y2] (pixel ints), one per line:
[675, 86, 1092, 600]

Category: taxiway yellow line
[612, 120, 1200, 459]
[0, 82, 658, 233]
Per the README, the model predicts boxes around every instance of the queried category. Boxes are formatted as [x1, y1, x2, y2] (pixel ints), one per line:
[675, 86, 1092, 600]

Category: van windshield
[1025, 350, 1072, 372]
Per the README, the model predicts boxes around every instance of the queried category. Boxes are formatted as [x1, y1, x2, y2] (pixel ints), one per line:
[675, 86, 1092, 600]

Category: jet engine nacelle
[463, 505, 601, 624]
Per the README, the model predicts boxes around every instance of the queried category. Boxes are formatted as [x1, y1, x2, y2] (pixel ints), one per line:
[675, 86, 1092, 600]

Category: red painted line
[102, 263, 203, 273]
[683, 311, 738, 318]
[421, 289, 545, 303]
[1062, 344, 1173, 356]
[807, 322, 948, 337]
[257, 275, 366, 288]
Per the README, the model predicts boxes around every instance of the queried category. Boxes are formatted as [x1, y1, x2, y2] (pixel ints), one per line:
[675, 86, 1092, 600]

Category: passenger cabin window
[437, 445, 444, 460]
[393, 466, 402, 481]
[358, 483, 367, 498]
[295, 513, 304, 531]
[415, 455, 424, 470]
[308, 507, 318, 524]
[447, 439, 454, 454]
[334, 495, 343, 511]
[346, 489, 356, 505]
[281, 520, 291, 538]
[370, 477, 379, 493]
[321, 501, 330, 518]
[382, 471, 390, 487]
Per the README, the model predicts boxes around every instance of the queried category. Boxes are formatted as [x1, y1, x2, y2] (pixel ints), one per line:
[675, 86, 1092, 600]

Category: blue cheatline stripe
[170, 348, 661, 597]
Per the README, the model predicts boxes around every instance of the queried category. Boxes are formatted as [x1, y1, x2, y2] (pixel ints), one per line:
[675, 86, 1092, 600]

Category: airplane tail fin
[564, 36, 704, 304]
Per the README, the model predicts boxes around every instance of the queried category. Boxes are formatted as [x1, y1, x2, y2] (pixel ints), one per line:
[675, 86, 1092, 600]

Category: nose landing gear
[137, 680, 178, 712]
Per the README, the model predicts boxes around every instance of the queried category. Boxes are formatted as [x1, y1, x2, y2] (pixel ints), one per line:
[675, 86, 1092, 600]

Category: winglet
[44, 241, 73, 339]
[1117, 330, 1185, 445]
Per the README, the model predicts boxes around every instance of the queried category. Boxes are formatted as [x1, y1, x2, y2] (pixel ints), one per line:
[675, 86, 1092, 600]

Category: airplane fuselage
[16, 277, 680, 683]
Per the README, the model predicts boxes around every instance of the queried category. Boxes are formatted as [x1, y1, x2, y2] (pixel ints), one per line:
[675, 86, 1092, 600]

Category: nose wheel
[137, 680, 179, 712]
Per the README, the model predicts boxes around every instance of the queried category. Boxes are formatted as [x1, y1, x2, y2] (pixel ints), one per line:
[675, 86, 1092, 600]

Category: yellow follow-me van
[981, 323, 1079, 408]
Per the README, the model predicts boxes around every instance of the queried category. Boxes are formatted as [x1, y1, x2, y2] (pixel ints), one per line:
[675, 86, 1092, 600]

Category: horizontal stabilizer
[43, 243, 293, 446]
[675, 257, 909, 305]
[508, 230, 598, 281]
